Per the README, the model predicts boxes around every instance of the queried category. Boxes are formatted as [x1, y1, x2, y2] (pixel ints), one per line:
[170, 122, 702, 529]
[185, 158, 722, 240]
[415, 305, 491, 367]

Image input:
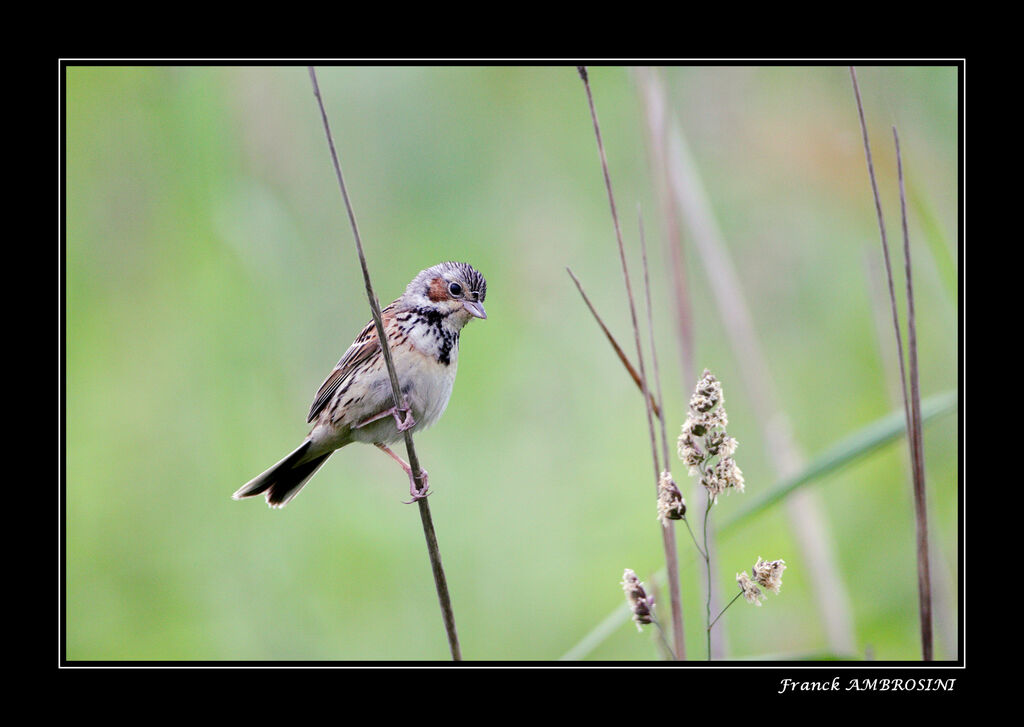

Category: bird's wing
[306, 304, 397, 423]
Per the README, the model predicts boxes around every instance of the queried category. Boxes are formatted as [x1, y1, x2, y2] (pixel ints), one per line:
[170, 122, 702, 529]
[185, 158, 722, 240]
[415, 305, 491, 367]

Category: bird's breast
[397, 341, 458, 430]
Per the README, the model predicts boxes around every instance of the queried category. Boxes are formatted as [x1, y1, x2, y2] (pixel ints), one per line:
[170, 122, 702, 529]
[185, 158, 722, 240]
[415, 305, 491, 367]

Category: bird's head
[403, 261, 487, 327]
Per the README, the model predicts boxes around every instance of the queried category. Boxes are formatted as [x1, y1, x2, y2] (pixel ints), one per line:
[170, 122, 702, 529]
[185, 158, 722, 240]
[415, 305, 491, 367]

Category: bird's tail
[233, 440, 333, 508]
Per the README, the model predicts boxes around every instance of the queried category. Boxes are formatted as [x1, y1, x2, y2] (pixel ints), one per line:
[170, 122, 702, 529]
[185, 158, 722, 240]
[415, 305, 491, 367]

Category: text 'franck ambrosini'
[778, 678, 956, 693]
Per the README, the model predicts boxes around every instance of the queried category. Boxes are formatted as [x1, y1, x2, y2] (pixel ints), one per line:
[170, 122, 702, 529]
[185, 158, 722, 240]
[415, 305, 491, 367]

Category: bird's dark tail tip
[233, 441, 332, 509]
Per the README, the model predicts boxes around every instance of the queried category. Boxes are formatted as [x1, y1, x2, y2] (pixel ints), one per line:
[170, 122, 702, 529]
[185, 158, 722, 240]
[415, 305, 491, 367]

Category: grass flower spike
[621, 569, 655, 631]
[679, 370, 744, 502]
[657, 471, 686, 526]
[736, 556, 787, 608]
[752, 557, 786, 594]
[710, 557, 787, 633]
[736, 572, 765, 606]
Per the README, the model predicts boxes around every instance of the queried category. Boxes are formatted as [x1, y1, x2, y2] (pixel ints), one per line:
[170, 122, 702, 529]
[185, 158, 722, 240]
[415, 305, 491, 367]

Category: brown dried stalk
[638, 67, 857, 658]
[577, 66, 685, 660]
[638, 213, 671, 472]
[308, 67, 461, 661]
[895, 125, 932, 661]
[566, 268, 660, 418]
[634, 66, 695, 391]
[850, 67, 932, 661]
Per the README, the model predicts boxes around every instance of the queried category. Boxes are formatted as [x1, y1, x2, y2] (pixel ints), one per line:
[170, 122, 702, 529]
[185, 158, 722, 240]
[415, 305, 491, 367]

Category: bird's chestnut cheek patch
[427, 277, 448, 302]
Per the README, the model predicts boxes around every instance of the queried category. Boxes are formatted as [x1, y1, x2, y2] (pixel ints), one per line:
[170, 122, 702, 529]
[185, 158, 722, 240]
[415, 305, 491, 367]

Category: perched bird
[234, 261, 487, 508]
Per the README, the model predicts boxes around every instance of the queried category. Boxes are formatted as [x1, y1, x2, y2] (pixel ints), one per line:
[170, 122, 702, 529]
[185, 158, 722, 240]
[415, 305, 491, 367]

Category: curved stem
[577, 66, 685, 661]
[708, 590, 743, 631]
[850, 67, 931, 660]
[703, 495, 713, 660]
[682, 516, 707, 560]
[651, 617, 677, 660]
[309, 67, 460, 660]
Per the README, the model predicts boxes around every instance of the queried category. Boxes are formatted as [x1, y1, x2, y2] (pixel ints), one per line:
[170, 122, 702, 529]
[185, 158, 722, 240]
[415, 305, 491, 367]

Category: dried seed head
[701, 467, 726, 502]
[736, 571, 765, 606]
[678, 368, 744, 501]
[688, 369, 725, 421]
[705, 430, 737, 459]
[678, 424, 704, 468]
[688, 402, 728, 430]
[621, 569, 655, 631]
[657, 471, 686, 526]
[714, 457, 745, 494]
[692, 369, 722, 407]
[752, 557, 786, 594]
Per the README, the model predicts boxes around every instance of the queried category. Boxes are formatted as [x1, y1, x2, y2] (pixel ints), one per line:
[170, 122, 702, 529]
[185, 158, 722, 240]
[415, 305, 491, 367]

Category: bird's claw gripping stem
[403, 469, 431, 504]
[374, 443, 430, 503]
[357, 404, 416, 432]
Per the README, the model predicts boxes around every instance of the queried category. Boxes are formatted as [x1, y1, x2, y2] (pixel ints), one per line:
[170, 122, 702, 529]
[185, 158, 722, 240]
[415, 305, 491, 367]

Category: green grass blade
[720, 389, 956, 535]
[560, 603, 634, 661]
[560, 389, 957, 660]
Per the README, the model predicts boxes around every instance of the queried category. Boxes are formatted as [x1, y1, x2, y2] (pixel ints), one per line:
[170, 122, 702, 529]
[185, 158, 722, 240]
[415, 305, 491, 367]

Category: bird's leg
[356, 402, 416, 432]
[374, 443, 430, 502]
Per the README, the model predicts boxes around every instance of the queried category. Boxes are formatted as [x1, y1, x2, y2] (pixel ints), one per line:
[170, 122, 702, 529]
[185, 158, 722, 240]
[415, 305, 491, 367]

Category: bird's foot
[402, 468, 430, 503]
[357, 404, 416, 432]
[374, 443, 431, 503]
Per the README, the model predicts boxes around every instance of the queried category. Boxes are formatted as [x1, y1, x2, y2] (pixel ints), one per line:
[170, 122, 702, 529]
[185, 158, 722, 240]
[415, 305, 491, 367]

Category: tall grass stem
[309, 67, 461, 661]
[640, 69, 856, 656]
[577, 66, 685, 660]
[849, 66, 932, 660]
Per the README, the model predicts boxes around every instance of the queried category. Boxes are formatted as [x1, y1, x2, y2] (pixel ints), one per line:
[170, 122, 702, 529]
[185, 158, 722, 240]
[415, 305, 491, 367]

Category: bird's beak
[463, 300, 487, 319]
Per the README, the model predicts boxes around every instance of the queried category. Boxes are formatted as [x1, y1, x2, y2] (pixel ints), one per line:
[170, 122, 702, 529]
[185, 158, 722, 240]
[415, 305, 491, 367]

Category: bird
[233, 261, 487, 508]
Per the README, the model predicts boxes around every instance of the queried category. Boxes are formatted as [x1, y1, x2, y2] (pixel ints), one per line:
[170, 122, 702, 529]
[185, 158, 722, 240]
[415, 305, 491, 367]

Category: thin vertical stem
[849, 66, 931, 661]
[639, 210, 686, 660]
[849, 68, 913, 437]
[635, 67, 695, 390]
[577, 66, 685, 661]
[308, 67, 460, 661]
[865, 253, 953, 658]
[639, 212, 672, 473]
[894, 126, 933, 661]
[703, 496, 713, 660]
[646, 66, 856, 658]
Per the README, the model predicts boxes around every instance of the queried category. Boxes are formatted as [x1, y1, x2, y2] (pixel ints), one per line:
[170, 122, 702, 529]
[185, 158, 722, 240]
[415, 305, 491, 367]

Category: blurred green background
[65, 65, 959, 661]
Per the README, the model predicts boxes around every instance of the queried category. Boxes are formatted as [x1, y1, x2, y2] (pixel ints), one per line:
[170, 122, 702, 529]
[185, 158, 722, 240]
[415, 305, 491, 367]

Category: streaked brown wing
[306, 304, 396, 423]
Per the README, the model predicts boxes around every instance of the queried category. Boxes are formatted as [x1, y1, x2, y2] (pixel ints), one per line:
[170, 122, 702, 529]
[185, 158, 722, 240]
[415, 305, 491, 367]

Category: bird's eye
[448, 282, 463, 297]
